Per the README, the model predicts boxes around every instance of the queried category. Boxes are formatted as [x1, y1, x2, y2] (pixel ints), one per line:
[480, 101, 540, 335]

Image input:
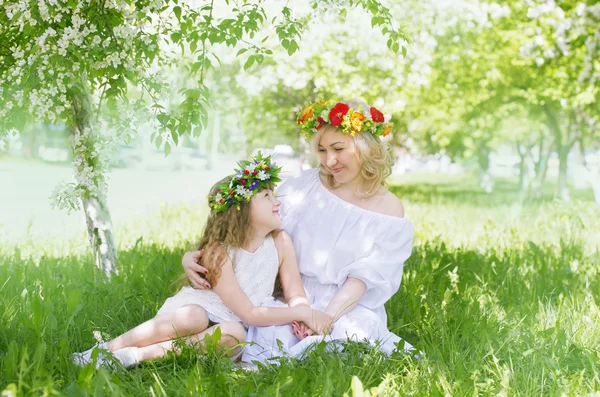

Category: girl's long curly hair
[180, 175, 276, 288]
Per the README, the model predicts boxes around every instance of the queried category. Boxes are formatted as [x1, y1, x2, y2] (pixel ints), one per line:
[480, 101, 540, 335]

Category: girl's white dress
[242, 169, 415, 362]
[157, 236, 279, 329]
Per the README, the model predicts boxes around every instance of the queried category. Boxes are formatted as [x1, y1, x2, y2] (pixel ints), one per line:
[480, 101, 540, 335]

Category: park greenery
[0, 0, 406, 275]
[1, 174, 599, 396]
[2, 0, 599, 274]
[1, 0, 599, 395]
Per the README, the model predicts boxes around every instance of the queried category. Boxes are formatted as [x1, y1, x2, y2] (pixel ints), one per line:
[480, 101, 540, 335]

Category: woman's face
[317, 126, 361, 185]
[249, 188, 281, 232]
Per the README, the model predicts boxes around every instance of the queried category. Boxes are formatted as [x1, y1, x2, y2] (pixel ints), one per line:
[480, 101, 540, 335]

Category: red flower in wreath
[329, 103, 349, 126]
[316, 116, 325, 130]
[370, 107, 385, 123]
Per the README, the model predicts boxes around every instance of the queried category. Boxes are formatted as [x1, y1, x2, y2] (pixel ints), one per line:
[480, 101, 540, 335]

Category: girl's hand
[182, 250, 211, 289]
[291, 321, 313, 340]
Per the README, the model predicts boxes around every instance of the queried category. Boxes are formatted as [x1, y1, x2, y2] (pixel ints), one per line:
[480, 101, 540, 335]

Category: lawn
[1, 173, 599, 396]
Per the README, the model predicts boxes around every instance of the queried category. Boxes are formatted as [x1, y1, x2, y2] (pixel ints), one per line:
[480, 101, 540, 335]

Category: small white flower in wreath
[257, 170, 270, 180]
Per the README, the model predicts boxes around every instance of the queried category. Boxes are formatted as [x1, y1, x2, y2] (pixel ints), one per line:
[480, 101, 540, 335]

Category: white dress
[157, 236, 279, 329]
[242, 169, 415, 362]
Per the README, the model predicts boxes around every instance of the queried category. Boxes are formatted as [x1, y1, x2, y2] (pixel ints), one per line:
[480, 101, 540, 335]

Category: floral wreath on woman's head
[207, 152, 282, 214]
[296, 100, 393, 140]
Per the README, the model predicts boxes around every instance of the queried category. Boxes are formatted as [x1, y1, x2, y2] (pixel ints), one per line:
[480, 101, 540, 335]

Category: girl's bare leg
[136, 321, 246, 362]
[107, 304, 210, 351]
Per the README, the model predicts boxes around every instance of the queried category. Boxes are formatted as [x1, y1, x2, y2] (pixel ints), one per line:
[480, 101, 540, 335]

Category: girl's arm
[323, 277, 367, 322]
[274, 231, 314, 338]
[274, 231, 310, 308]
[212, 253, 332, 332]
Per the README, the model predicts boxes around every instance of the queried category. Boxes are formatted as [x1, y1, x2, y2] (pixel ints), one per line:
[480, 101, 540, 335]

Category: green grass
[1, 174, 599, 396]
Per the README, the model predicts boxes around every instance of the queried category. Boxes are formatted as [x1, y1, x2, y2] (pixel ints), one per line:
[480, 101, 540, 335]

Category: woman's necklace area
[337, 186, 382, 208]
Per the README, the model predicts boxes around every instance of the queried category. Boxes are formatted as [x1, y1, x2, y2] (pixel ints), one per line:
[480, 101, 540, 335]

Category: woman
[182, 99, 415, 362]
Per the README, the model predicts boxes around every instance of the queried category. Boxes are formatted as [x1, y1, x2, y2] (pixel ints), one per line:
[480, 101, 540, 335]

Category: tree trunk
[544, 104, 574, 201]
[530, 131, 551, 197]
[82, 196, 118, 277]
[70, 82, 118, 279]
[531, 149, 550, 197]
[477, 148, 494, 193]
[556, 145, 570, 201]
[517, 143, 529, 193]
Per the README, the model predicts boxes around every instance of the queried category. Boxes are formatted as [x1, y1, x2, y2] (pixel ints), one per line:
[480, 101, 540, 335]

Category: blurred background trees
[1, 0, 599, 276]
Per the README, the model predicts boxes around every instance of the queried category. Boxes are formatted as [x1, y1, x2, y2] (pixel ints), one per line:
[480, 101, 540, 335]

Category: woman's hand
[299, 307, 334, 335]
[182, 250, 211, 289]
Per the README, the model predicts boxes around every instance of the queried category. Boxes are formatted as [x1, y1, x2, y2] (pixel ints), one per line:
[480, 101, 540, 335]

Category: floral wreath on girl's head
[296, 100, 393, 140]
[207, 152, 282, 214]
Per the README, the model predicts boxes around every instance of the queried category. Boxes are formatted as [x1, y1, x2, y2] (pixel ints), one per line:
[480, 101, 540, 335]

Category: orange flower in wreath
[382, 125, 392, 137]
[350, 112, 366, 132]
[298, 105, 315, 124]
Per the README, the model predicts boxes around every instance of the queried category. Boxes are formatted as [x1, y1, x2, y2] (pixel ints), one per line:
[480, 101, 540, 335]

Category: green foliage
[401, 0, 600, 168]
[0, 0, 407, 156]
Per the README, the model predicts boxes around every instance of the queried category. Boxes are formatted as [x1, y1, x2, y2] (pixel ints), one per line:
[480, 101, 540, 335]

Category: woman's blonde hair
[312, 99, 395, 197]
[178, 176, 275, 288]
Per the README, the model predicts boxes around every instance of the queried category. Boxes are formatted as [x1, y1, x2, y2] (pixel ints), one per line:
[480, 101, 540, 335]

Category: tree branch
[199, 0, 215, 85]
[95, 79, 110, 123]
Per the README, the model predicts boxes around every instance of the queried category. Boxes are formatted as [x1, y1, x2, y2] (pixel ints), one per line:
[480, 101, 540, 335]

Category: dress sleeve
[335, 220, 414, 309]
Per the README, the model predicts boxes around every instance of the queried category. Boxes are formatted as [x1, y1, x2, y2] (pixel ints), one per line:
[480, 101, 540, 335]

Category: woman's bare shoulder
[376, 189, 405, 218]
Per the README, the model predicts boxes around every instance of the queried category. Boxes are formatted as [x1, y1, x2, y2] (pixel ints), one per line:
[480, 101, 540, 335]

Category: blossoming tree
[391, 0, 599, 199]
[426, 0, 600, 199]
[0, 0, 406, 278]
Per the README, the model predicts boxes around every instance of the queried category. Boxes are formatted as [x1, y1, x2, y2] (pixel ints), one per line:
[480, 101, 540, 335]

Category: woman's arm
[213, 254, 333, 332]
[297, 277, 365, 339]
[324, 277, 367, 321]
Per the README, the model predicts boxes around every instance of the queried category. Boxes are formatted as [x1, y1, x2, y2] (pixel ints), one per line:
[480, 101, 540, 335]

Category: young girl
[73, 153, 333, 368]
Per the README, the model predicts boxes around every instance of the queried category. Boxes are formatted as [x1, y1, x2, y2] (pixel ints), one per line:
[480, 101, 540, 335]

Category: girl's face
[249, 189, 281, 232]
[318, 126, 361, 185]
